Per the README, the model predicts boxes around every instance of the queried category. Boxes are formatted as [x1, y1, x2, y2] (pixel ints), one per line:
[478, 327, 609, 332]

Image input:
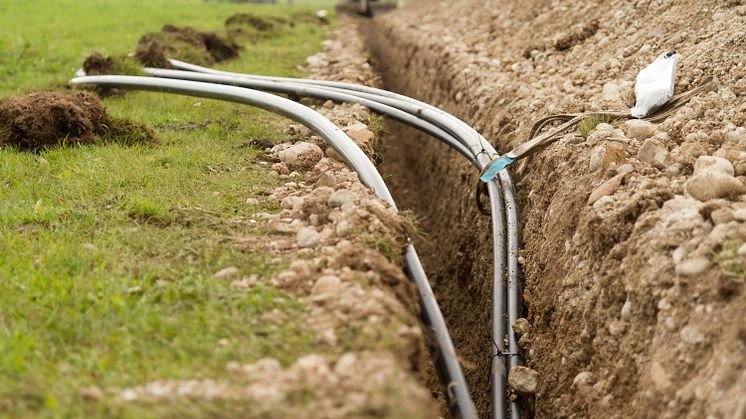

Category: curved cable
[70, 75, 479, 419]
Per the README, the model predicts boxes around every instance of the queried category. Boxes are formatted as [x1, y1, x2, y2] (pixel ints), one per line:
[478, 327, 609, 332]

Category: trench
[363, 33, 512, 417]
[377, 118, 498, 416]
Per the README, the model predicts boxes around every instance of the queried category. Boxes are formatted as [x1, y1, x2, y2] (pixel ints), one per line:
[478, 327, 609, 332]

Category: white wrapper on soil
[630, 52, 679, 118]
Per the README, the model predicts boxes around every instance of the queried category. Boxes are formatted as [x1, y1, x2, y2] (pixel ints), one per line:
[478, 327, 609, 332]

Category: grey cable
[70, 75, 479, 419]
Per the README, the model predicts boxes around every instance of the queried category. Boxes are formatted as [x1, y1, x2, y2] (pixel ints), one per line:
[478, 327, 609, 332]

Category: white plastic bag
[630, 51, 679, 118]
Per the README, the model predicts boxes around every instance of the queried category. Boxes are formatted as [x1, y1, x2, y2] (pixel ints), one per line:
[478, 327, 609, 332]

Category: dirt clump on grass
[82, 52, 141, 76]
[225, 13, 282, 41]
[135, 24, 239, 68]
[82, 52, 116, 75]
[0, 91, 154, 151]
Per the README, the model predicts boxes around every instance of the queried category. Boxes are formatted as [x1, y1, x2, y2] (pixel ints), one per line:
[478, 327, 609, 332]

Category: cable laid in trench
[70, 75, 479, 419]
[152, 62, 523, 419]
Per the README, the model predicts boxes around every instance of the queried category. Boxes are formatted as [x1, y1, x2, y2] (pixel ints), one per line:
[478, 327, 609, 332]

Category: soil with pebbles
[369, 1, 746, 417]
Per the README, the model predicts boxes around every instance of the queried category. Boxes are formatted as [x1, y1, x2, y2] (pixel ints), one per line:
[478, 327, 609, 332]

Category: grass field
[0, 1, 336, 416]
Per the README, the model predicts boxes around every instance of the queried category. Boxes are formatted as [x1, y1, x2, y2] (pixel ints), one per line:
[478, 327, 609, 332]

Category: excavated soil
[368, 0, 746, 417]
[0, 91, 153, 150]
[135, 24, 239, 68]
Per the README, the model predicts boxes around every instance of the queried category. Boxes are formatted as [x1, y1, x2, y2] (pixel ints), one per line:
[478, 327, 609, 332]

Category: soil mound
[82, 52, 141, 76]
[0, 91, 154, 150]
[224, 13, 290, 42]
[0, 92, 105, 150]
[82, 52, 115, 75]
[135, 25, 239, 67]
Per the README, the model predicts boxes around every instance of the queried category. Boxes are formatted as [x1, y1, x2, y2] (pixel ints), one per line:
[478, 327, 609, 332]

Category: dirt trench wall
[368, 1, 746, 418]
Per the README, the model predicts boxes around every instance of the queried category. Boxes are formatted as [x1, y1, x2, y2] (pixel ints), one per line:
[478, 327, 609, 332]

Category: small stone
[277, 142, 323, 170]
[680, 325, 705, 345]
[518, 333, 531, 349]
[281, 196, 301, 209]
[213, 266, 240, 280]
[592, 195, 614, 209]
[734, 208, 746, 221]
[637, 138, 667, 164]
[245, 197, 260, 206]
[296, 227, 320, 248]
[328, 189, 356, 208]
[315, 329, 338, 346]
[508, 366, 539, 395]
[649, 361, 672, 391]
[322, 100, 334, 109]
[604, 142, 626, 169]
[588, 174, 623, 205]
[589, 146, 605, 172]
[325, 146, 344, 162]
[80, 386, 104, 400]
[675, 256, 710, 276]
[595, 123, 614, 131]
[347, 128, 375, 145]
[315, 172, 336, 188]
[677, 142, 705, 162]
[621, 299, 633, 321]
[693, 156, 734, 176]
[626, 120, 656, 140]
[311, 275, 341, 299]
[512, 318, 530, 336]
[685, 172, 745, 201]
[737, 243, 746, 256]
[617, 163, 634, 174]
[710, 208, 734, 224]
[602, 82, 621, 101]
[572, 371, 595, 395]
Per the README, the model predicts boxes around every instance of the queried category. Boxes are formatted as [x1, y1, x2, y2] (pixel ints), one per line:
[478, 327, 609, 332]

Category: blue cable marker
[480, 155, 515, 182]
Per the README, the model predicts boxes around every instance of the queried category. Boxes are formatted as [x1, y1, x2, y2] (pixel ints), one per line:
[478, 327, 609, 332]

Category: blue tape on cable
[480, 155, 515, 182]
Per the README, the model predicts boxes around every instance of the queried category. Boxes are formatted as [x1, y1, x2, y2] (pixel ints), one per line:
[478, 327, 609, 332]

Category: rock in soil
[508, 366, 539, 395]
[277, 142, 324, 171]
[512, 318, 530, 336]
[296, 226, 321, 248]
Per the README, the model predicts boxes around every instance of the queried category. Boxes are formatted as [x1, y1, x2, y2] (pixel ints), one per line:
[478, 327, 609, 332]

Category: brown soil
[368, 0, 746, 417]
[135, 25, 239, 67]
[0, 91, 154, 151]
[0, 92, 105, 150]
[225, 13, 283, 41]
[82, 52, 116, 75]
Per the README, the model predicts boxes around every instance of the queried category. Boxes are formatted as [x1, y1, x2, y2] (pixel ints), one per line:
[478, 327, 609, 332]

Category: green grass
[578, 114, 605, 139]
[0, 0, 336, 417]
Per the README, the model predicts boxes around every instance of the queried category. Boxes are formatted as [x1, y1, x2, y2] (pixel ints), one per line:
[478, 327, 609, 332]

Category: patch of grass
[401, 209, 427, 239]
[0, 1, 335, 417]
[578, 114, 605, 139]
[362, 233, 403, 263]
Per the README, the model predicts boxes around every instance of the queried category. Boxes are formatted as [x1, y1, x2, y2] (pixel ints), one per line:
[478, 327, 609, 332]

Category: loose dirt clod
[82, 52, 116, 75]
[135, 25, 239, 67]
[0, 92, 105, 150]
[225, 13, 282, 42]
[0, 91, 154, 150]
